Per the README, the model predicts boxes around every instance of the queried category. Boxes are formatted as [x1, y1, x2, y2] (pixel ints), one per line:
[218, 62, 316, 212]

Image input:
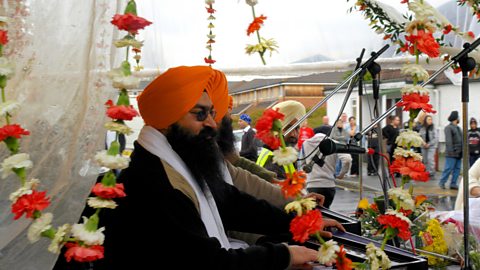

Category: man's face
[341, 113, 347, 123]
[393, 117, 400, 127]
[238, 119, 248, 129]
[323, 116, 329, 125]
[176, 92, 217, 136]
[284, 119, 299, 146]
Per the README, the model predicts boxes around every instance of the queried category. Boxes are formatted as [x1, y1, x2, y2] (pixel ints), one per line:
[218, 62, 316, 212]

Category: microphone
[302, 152, 325, 173]
[319, 138, 368, 156]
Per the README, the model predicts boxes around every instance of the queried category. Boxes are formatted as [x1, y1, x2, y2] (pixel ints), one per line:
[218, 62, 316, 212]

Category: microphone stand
[357, 67, 367, 199]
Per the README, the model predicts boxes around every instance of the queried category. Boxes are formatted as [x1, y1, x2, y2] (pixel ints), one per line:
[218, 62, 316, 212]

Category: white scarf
[137, 126, 231, 249]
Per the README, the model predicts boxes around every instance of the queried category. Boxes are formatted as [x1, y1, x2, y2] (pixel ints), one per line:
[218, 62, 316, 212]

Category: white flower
[284, 198, 316, 216]
[0, 100, 20, 117]
[272, 147, 298, 166]
[87, 197, 117, 209]
[408, 0, 435, 20]
[401, 64, 430, 82]
[9, 178, 40, 202]
[95, 150, 130, 169]
[317, 240, 340, 264]
[207, 34, 216, 39]
[245, 0, 258, 6]
[388, 187, 415, 211]
[0, 153, 33, 179]
[112, 75, 140, 90]
[71, 217, 105, 245]
[385, 209, 413, 225]
[0, 57, 14, 78]
[104, 121, 133, 135]
[393, 147, 423, 161]
[205, 0, 215, 4]
[113, 38, 143, 49]
[366, 243, 391, 270]
[27, 213, 53, 243]
[48, 224, 71, 254]
[400, 85, 429, 95]
[0, 16, 9, 24]
[396, 130, 424, 148]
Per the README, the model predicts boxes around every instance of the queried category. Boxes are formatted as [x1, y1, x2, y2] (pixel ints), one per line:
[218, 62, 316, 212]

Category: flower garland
[255, 108, 352, 269]
[244, 0, 278, 65]
[2, 0, 150, 263]
[204, 0, 216, 65]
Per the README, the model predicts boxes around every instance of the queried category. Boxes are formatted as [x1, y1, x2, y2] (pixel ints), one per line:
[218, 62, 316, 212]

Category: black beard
[166, 124, 224, 191]
[216, 116, 236, 155]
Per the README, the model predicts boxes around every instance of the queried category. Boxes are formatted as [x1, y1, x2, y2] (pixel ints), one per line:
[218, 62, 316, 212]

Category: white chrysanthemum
[112, 75, 140, 90]
[95, 150, 130, 169]
[1, 153, 33, 179]
[71, 217, 105, 246]
[401, 64, 430, 82]
[9, 178, 40, 202]
[385, 209, 413, 225]
[393, 147, 423, 161]
[205, 0, 215, 4]
[0, 57, 14, 78]
[245, 0, 258, 6]
[113, 38, 143, 49]
[400, 85, 429, 95]
[48, 224, 71, 254]
[284, 198, 316, 216]
[27, 212, 53, 243]
[408, 0, 435, 20]
[104, 121, 133, 135]
[317, 240, 340, 264]
[88, 197, 117, 209]
[388, 187, 415, 211]
[366, 243, 391, 270]
[272, 147, 298, 166]
[0, 100, 20, 117]
[427, 2, 451, 26]
[207, 34, 216, 39]
[396, 130, 425, 148]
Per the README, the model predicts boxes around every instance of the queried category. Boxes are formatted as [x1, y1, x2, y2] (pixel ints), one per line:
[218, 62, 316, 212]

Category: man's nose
[203, 113, 217, 129]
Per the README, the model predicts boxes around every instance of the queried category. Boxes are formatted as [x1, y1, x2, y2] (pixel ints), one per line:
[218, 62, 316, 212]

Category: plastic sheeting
[0, 1, 121, 269]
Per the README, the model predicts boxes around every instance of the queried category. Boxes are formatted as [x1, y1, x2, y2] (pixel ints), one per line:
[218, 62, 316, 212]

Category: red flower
[255, 108, 284, 149]
[443, 24, 452, 35]
[399, 208, 413, 217]
[335, 245, 353, 270]
[370, 203, 379, 212]
[111, 13, 152, 35]
[132, 47, 141, 54]
[206, 7, 216, 14]
[468, 31, 475, 39]
[247, 15, 267, 36]
[453, 66, 462, 74]
[377, 214, 411, 240]
[390, 156, 430, 182]
[11, 190, 50, 220]
[0, 30, 8, 45]
[204, 57, 216, 64]
[64, 243, 104, 262]
[92, 183, 126, 199]
[289, 209, 322, 243]
[0, 124, 30, 141]
[405, 30, 440, 58]
[397, 93, 436, 114]
[400, 0, 409, 3]
[105, 101, 139, 121]
[383, 34, 392, 40]
[279, 171, 306, 198]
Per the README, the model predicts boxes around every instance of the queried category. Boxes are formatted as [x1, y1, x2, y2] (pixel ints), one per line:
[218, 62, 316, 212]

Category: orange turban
[228, 95, 233, 111]
[137, 66, 229, 129]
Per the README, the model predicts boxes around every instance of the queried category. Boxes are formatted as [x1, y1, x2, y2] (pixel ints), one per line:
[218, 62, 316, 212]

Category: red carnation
[92, 183, 126, 199]
[289, 209, 322, 243]
[0, 124, 30, 142]
[390, 156, 430, 182]
[397, 93, 436, 114]
[247, 15, 267, 36]
[0, 30, 8, 45]
[11, 190, 50, 220]
[204, 57, 216, 64]
[64, 243, 104, 262]
[405, 30, 440, 58]
[335, 245, 353, 270]
[206, 7, 216, 14]
[443, 24, 452, 35]
[377, 214, 411, 240]
[255, 108, 284, 150]
[111, 13, 152, 35]
[106, 104, 139, 121]
[279, 171, 306, 198]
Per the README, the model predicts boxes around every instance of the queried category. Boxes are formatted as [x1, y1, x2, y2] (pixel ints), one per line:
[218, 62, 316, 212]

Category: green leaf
[124, 0, 137, 15]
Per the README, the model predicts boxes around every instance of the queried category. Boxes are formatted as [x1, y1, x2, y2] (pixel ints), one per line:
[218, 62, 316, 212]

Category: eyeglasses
[189, 107, 217, 122]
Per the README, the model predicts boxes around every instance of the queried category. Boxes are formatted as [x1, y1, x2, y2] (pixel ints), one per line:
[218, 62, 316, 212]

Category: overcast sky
[136, 0, 452, 70]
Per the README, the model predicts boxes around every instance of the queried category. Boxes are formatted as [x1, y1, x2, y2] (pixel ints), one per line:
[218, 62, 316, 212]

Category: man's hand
[287, 245, 318, 266]
[317, 218, 346, 238]
[304, 192, 325, 207]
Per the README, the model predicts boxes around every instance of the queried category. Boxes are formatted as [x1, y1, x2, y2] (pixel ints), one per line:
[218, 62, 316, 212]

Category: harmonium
[305, 230, 428, 270]
[318, 206, 362, 235]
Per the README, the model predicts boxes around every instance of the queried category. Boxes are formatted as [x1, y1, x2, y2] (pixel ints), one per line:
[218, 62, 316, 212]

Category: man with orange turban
[99, 66, 318, 270]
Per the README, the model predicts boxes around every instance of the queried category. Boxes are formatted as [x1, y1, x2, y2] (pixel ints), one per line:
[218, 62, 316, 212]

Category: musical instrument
[319, 206, 362, 235]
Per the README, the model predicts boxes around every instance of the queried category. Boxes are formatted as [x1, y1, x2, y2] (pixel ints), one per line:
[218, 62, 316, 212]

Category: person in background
[257, 100, 306, 179]
[238, 113, 258, 162]
[297, 120, 315, 150]
[382, 115, 400, 162]
[439, 110, 462, 190]
[366, 126, 380, 176]
[331, 119, 349, 177]
[345, 116, 359, 176]
[314, 115, 332, 135]
[419, 115, 438, 177]
[468, 117, 480, 166]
